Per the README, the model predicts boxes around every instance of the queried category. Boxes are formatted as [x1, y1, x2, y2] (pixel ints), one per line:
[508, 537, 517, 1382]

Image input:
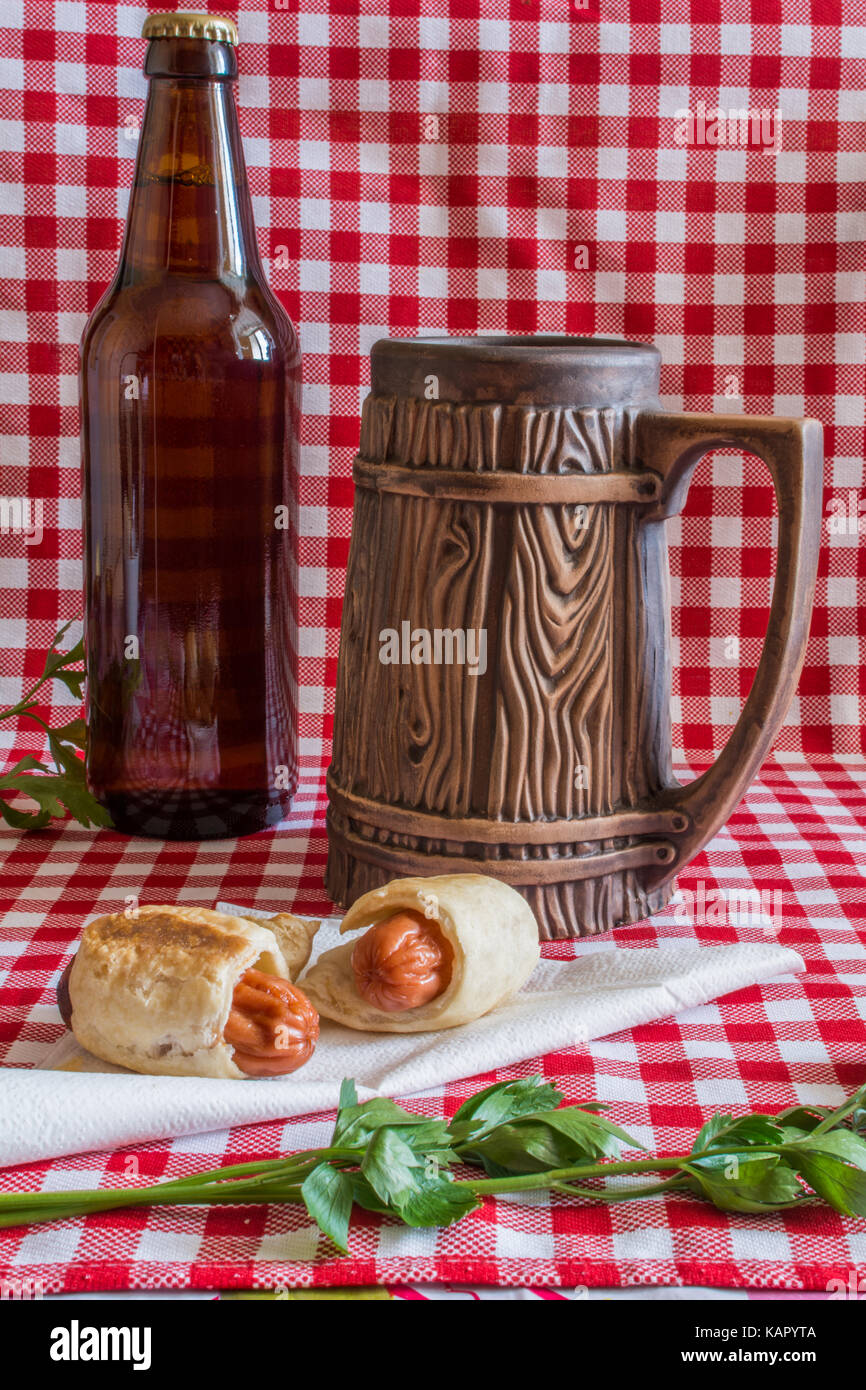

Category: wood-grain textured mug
[327, 336, 823, 939]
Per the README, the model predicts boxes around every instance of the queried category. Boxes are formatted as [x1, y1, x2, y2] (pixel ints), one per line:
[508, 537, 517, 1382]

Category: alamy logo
[825, 491, 865, 536]
[673, 101, 782, 152]
[0, 495, 43, 546]
[49, 1320, 152, 1371]
[379, 622, 487, 676]
[672, 883, 782, 935]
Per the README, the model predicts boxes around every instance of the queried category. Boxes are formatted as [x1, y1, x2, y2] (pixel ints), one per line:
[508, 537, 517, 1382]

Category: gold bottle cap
[141, 12, 239, 45]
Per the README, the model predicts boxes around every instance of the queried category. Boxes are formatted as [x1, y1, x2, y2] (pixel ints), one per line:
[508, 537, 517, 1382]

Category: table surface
[1, 754, 864, 1295]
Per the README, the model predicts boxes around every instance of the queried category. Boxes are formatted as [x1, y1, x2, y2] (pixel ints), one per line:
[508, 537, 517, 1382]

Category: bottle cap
[141, 12, 239, 45]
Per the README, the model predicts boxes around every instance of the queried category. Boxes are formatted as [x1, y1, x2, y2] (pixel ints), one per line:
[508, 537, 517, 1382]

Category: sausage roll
[65, 905, 320, 1079]
[302, 874, 540, 1033]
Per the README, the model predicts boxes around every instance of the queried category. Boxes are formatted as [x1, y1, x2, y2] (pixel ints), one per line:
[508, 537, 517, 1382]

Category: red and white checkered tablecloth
[0, 754, 865, 1293]
[1, 0, 865, 1291]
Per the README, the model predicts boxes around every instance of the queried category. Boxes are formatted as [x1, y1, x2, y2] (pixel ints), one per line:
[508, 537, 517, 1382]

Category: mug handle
[634, 410, 824, 895]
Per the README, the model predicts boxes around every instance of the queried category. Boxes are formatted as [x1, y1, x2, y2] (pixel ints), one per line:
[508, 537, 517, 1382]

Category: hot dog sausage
[57, 958, 74, 1028]
[351, 910, 453, 1013]
[224, 968, 319, 1076]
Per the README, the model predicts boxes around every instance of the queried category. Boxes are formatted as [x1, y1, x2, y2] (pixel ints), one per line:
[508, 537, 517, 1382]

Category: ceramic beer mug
[327, 336, 822, 939]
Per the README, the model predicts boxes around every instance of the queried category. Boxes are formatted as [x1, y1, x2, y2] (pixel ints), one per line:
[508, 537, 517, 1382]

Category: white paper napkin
[0, 903, 804, 1168]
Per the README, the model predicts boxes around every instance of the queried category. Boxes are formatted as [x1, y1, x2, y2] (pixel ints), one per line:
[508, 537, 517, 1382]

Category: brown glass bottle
[80, 16, 300, 839]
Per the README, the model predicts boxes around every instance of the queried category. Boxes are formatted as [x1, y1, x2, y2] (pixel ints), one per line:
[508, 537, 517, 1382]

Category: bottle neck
[120, 42, 260, 282]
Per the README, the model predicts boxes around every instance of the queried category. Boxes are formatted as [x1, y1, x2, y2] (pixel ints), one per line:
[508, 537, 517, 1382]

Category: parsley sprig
[0, 620, 111, 830]
[1, 1077, 864, 1248]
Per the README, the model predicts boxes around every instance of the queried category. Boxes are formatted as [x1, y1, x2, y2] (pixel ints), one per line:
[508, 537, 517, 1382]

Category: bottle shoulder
[80, 275, 300, 369]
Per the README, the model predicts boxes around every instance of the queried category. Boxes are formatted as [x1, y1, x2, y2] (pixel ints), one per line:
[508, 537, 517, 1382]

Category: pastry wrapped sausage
[302, 874, 540, 1032]
[63, 905, 320, 1079]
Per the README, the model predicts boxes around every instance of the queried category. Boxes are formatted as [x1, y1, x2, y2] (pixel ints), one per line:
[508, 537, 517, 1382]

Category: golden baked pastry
[64, 905, 320, 1079]
[302, 874, 540, 1033]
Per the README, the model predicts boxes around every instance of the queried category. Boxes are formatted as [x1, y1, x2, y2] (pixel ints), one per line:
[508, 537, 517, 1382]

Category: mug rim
[372, 334, 661, 360]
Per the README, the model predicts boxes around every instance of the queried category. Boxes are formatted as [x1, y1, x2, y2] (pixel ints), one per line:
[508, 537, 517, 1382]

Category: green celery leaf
[448, 1076, 563, 1143]
[337, 1078, 359, 1112]
[0, 774, 66, 820]
[0, 766, 110, 829]
[543, 1106, 643, 1155]
[334, 1097, 451, 1154]
[0, 621, 80, 723]
[360, 1127, 431, 1207]
[40, 622, 83, 677]
[360, 1128, 479, 1228]
[458, 1123, 556, 1176]
[809, 1083, 866, 1137]
[460, 1156, 515, 1180]
[683, 1152, 807, 1214]
[792, 1130, 866, 1168]
[465, 1122, 598, 1176]
[44, 731, 86, 779]
[49, 717, 87, 750]
[0, 798, 51, 830]
[397, 1169, 481, 1229]
[346, 1173, 392, 1216]
[0, 754, 53, 777]
[693, 1112, 784, 1154]
[778, 1126, 813, 1144]
[794, 1152, 866, 1218]
[50, 778, 113, 829]
[0, 744, 110, 829]
[300, 1162, 354, 1252]
[723, 1116, 785, 1147]
[463, 1105, 641, 1175]
[51, 669, 86, 701]
[692, 1113, 734, 1152]
[0, 621, 104, 833]
[773, 1104, 833, 1133]
[20, 623, 86, 704]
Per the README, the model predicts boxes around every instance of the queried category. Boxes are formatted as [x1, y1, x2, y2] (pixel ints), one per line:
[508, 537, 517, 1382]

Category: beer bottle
[80, 13, 300, 838]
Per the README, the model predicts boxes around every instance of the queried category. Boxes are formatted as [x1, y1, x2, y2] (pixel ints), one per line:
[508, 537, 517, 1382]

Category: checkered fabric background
[0, 0, 865, 758]
[0, 0, 865, 1292]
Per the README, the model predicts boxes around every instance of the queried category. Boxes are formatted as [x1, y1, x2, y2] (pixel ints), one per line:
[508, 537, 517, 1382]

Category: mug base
[325, 843, 676, 941]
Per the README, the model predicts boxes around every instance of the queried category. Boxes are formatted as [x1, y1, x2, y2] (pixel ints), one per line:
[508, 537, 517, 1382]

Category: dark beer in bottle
[80, 13, 300, 838]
